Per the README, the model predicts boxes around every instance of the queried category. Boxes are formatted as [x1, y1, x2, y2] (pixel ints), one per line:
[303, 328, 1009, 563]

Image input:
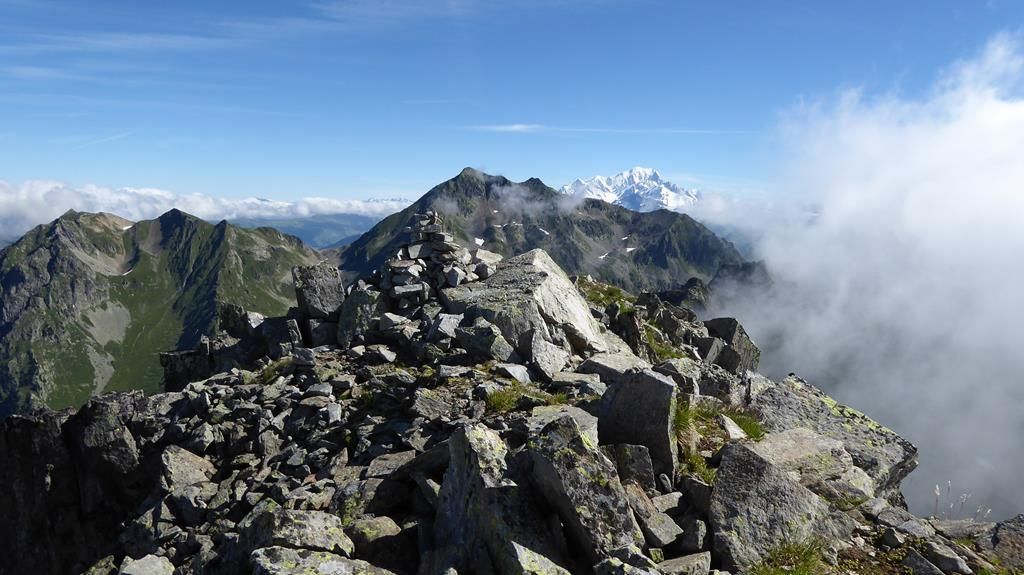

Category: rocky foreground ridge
[1, 213, 1021, 575]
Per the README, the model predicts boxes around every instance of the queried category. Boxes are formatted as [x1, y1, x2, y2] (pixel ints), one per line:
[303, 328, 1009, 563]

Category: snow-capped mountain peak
[559, 167, 699, 212]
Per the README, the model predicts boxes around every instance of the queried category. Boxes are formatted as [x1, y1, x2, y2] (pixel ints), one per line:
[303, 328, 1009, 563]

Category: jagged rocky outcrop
[0, 213, 1019, 575]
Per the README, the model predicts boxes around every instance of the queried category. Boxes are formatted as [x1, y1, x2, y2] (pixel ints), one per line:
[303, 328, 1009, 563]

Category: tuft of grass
[546, 391, 569, 405]
[674, 400, 765, 442]
[748, 539, 827, 575]
[577, 277, 636, 311]
[485, 386, 522, 413]
[484, 381, 567, 413]
[644, 324, 685, 361]
[728, 411, 766, 440]
[254, 357, 294, 386]
[684, 452, 716, 484]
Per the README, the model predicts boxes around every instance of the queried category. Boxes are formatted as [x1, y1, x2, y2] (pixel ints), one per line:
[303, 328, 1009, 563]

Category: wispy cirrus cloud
[75, 131, 133, 148]
[468, 123, 758, 135]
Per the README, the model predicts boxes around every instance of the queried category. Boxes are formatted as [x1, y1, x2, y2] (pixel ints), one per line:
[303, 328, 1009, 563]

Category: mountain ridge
[338, 168, 743, 292]
[560, 166, 701, 212]
[0, 208, 319, 417]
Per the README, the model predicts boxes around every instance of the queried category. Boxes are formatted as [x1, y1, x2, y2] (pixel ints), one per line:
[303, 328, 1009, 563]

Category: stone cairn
[336, 211, 503, 360]
[376, 210, 496, 308]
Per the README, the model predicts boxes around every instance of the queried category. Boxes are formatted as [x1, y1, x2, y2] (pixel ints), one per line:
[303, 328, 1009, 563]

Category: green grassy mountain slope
[339, 168, 745, 291]
[0, 209, 319, 417]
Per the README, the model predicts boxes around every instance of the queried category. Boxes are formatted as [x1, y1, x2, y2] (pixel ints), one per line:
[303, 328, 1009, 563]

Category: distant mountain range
[231, 212, 391, 249]
[0, 210, 318, 417]
[560, 167, 700, 212]
[0, 168, 747, 418]
[339, 168, 743, 292]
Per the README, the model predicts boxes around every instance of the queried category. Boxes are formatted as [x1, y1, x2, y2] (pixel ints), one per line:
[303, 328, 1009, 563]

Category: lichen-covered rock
[654, 358, 701, 395]
[601, 444, 657, 494]
[337, 286, 386, 349]
[981, 514, 1024, 570]
[598, 369, 677, 478]
[442, 249, 613, 358]
[292, 263, 345, 320]
[250, 546, 395, 575]
[657, 552, 712, 575]
[702, 317, 759, 374]
[709, 442, 857, 571]
[902, 548, 945, 575]
[425, 424, 571, 575]
[455, 317, 519, 362]
[578, 352, 650, 386]
[158, 445, 215, 493]
[747, 427, 875, 507]
[529, 415, 645, 566]
[118, 554, 175, 575]
[751, 376, 918, 501]
[622, 481, 683, 548]
[527, 405, 599, 447]
[242, 507, 355, 557]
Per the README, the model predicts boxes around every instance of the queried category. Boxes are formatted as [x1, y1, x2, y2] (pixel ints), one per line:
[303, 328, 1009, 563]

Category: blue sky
[0, 0, 1020, 200]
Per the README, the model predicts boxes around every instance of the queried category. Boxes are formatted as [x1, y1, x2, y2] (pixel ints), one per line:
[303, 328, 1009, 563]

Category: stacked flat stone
[378, 211, 480, 310]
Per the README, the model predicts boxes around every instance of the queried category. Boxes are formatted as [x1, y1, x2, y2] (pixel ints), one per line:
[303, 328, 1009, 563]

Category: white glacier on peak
[559, 166, 700, 212]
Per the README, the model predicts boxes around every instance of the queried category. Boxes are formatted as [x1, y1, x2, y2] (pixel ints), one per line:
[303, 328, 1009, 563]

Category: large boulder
[292, 263, 345, 320]
[529, 415, 646, 566]
[578, 352, 650, 386]
[751, 376, 918, 501]
[455, 317, 519, 362]
[425, 424, 571, 575]
[442, 249, 614, 359]
[747, 428, 875, 507]
[242, 507, 355, 557]
[597, 369, 677, 479]
[709, 442, 857, 571]
[158, 445, 216, 493]
[702, 318, 760, 374]
[250, 546, 395, 575]
[337, 286, 386, 349]
[119, 554, 175, 575]
[980, 514, 1024, 570]
[526, 405, 599, 447]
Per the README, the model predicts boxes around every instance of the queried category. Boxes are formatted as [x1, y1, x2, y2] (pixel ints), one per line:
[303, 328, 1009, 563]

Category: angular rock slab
[702, 317, 760, 374]
[159, 445, 215, 493]
[529, 415, 645, 566]
[598, 369, 677, 478]
[709, 442, 857, 572]
[292, 263, 345, 320]
[426, 424, 570, 575]
[442, 249, 610, 357]
[243, 507, 354, 557]
[250, 546, 395, 575]
[578, 352, 650, 387]
[657, 552, 712, 575]
[751, 376, 917, 500]
[747, 427, 875, 505]
[337, 287, 386, 349]
[119, 554, 175, 575]
[983, 514, 1024, 569]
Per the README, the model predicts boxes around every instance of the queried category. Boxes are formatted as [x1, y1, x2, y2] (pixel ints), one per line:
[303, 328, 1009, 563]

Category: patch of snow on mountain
[560, 167, 700, 213]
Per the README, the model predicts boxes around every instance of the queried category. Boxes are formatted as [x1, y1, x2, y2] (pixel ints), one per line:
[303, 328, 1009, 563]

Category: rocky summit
[1, 213, 1021, 575]
[336, 168, 744, 294]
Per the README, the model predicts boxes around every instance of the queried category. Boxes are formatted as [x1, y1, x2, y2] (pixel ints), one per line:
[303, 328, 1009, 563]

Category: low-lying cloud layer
[711, 34, 1024, 518]
[0, 180, 410, 241]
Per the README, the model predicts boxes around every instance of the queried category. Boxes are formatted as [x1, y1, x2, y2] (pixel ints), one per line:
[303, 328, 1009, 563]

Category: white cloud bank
[711, 33, 1024, 518]
[0, 180, 411, 240]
